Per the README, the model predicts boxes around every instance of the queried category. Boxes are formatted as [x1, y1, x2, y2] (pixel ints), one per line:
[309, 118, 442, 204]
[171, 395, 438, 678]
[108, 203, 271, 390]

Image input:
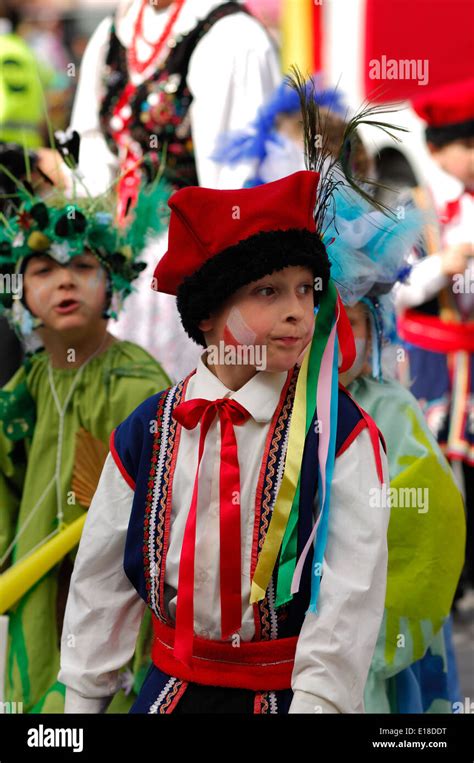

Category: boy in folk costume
[59, 73, 401, 710]
[396, 78, 474, 596]
[58, 71, 404, 714]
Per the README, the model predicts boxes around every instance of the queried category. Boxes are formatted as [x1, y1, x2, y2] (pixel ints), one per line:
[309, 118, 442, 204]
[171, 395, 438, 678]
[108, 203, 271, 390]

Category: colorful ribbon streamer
[291, 317, 339, 607]
[251, 281, 354, 606]
[249, 341, 310, 604]
[275, 283, 337, 606]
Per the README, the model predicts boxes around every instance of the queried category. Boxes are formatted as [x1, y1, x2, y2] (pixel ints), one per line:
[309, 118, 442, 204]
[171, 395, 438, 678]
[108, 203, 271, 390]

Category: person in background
[323, 187, 465, 713]
[0, 1, 47, 385]
[37, 0, 281, 381]
[0, 158, 171, 713]
[212, 74, 372, 186]
[18, 3, 75, 135]
[396, 78, 474, 602]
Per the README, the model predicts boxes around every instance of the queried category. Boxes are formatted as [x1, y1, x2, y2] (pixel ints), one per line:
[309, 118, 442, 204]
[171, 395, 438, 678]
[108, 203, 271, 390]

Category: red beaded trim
[128, 0, 186, 76]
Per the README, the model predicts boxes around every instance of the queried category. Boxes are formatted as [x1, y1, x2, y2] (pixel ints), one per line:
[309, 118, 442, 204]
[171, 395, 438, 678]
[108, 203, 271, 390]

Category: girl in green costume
[0, 159, 172, 713]
[326, 188, 466, 713]
[340, 301, 465, 712]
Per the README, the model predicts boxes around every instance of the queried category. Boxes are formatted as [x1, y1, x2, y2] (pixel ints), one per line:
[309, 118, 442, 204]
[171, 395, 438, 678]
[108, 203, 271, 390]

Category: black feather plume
[287, 67, 409, 229]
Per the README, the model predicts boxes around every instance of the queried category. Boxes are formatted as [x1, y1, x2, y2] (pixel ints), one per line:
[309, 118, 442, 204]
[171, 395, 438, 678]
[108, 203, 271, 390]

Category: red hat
[152, 170, 319, 296]
[411, 78, 474, 145]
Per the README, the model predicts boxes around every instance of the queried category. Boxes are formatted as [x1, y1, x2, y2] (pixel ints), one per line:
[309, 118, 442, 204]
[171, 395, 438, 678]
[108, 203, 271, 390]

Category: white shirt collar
[187, 352, 290, 424]
[424, 159, 465, 208]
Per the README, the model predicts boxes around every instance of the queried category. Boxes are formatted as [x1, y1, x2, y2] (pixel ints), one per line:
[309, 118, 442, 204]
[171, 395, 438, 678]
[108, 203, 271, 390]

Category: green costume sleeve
[2, 340, 171, 714]
[348, 376, 465, 679]
[0, 366, 30, 569]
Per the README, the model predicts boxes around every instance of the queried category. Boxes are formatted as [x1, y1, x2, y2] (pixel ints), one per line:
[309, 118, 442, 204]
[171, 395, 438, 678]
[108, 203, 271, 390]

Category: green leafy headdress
[0, 133, 171, 340]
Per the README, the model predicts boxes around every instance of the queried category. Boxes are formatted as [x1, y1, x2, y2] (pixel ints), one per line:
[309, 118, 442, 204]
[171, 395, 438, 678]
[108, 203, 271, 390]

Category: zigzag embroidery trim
[268, 691, 278, 714]
[150, 387, 175, 616]
[148, 677, 177, 714]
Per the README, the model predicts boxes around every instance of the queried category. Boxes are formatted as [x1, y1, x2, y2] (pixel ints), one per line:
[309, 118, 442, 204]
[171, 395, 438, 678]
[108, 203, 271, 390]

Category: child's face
[339, 302, 372, 386]
[23, 251, 108, 334]
[200, 265, 316, 374]
[429, 137, 474, 188]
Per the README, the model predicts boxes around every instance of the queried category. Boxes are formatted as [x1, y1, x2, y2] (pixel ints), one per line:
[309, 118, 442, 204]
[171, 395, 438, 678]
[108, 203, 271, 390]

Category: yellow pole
[0, 514, 87, 614]
[281, 0, 314, 74]
[0, 615, 8, 702]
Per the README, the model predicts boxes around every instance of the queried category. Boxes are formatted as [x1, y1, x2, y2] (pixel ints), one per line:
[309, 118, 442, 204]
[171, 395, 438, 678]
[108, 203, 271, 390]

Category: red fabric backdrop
[312, 1, 323, 73]
[364, 0, 474, 102]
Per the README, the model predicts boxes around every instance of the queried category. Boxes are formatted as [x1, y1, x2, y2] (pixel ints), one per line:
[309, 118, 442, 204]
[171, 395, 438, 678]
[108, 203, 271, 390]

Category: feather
[286, 66, 409, 226]
[71, 428, 108, 508]
[286, 67, 345, 232]
[125, 174, 171, 253]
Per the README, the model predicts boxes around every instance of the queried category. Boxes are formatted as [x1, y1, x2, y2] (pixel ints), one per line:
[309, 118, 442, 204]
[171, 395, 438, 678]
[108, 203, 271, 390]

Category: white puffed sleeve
[290, 429, 390, 714]
[68, 16, 120, 196]
[187, 12, 281, 189]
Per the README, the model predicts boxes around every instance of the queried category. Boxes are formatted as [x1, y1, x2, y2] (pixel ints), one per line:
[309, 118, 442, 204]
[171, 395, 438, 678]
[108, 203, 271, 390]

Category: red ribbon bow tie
[171, 397, 251, 665]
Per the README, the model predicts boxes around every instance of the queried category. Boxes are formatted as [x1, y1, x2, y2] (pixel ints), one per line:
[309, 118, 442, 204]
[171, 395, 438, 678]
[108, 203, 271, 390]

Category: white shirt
[395, 161, 474, 311]
[59, 354, 390, 714]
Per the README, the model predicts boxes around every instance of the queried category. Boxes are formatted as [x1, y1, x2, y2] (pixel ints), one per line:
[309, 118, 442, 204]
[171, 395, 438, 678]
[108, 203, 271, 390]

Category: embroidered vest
[99, 2, 250, 189]
[112, 369, 371, 645]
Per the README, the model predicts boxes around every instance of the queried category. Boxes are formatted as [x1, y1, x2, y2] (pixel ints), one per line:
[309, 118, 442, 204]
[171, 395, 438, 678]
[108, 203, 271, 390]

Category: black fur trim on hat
[177, 228, 331, 347]
[426, 118, 474, 147]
